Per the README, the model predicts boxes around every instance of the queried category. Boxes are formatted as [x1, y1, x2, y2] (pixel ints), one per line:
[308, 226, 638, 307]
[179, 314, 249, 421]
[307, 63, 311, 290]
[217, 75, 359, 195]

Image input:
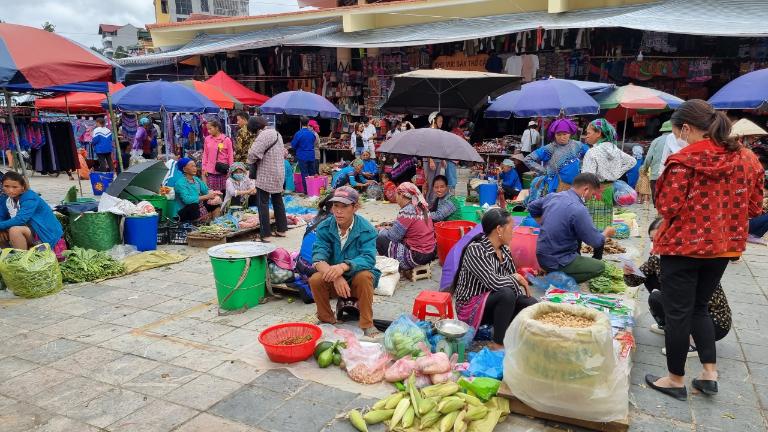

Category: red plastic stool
[412, 291, 455, 320]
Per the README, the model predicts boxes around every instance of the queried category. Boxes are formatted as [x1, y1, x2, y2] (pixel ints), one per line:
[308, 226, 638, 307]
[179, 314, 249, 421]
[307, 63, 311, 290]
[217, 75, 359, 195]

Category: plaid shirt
[235, 127, 255, 164]
[248, 128, 285, 194]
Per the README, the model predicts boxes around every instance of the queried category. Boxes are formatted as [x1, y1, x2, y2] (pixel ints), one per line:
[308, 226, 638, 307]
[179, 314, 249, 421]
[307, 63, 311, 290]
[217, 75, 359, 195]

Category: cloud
[0, 0, 301, 48]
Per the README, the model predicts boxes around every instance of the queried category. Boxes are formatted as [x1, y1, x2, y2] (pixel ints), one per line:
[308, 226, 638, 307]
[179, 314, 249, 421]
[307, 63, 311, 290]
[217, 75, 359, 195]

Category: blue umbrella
[709, 68, 768, 110]
[485, 78, 600, 118]
[103, 80, 219, 113]
[259, 90, 341, 119]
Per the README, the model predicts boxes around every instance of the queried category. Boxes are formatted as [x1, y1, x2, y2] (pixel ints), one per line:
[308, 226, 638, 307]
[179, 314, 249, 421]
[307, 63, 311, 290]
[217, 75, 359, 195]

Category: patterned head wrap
[396, 182, 429, 219]
[589, 118, 617, 144]
[547, 118, 578, 141]
[229, 162, 248, 176]
[352, 159, 364, 168]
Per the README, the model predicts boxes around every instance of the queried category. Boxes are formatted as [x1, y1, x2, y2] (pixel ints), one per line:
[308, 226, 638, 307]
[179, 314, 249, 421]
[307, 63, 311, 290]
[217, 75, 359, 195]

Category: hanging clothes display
[121, 113, 137, 141]
[29, 121, 78, 174]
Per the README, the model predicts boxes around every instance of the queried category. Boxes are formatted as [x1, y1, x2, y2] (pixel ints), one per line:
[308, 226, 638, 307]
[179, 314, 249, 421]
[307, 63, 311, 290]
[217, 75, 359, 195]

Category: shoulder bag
[249, 134, 280, 180]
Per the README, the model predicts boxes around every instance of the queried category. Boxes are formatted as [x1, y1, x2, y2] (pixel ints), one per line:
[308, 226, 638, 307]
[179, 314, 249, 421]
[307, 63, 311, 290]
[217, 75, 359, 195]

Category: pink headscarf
[308, 119, 320, 133]
[396, 182, 430, 219]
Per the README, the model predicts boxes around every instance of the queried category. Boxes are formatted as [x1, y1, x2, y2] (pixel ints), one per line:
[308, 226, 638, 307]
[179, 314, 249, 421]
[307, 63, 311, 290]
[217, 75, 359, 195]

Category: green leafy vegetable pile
[60, 247, 125, 283]
[589, 262, 626, 294]
[0, 246, 63, 298]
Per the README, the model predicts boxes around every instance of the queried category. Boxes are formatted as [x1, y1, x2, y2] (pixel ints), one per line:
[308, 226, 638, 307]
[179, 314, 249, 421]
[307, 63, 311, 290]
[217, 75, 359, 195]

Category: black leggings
[660, 255, 729, 376]
[647, 290, 729, 341]
[480, 288, 538, 344]
[96, 153, 113, 172]
[256, 188, 288, 238]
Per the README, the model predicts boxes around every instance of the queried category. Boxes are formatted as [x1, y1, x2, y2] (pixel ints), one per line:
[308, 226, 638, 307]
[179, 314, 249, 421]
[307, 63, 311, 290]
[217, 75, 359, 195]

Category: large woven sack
[69, 212, 121, 251]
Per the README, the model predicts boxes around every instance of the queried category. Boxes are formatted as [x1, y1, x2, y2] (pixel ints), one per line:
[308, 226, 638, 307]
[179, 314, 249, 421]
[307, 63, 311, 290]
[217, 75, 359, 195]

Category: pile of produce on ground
[581, 238, 625, 255]
[0, 245, 62, 298]
[347, 374, 510, 432]
[385, 315, 429, 359]
[535, 311, 594, 328]
[589, 262, 626, 294]
[60, 247, 125, 283]
[314, 340, 346, 368]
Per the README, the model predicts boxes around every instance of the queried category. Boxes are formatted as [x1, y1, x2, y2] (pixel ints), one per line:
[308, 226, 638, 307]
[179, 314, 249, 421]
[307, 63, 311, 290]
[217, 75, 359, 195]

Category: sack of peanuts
[503, 302, 629, 422]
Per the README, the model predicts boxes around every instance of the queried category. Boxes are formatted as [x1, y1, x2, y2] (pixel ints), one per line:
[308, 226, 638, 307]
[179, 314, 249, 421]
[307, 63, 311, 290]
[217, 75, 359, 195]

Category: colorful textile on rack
[121, 113, 137, 141]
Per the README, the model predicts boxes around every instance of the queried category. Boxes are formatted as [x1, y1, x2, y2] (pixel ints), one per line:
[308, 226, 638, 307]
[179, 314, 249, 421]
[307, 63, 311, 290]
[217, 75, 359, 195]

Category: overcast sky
[0, 0, 301, 48]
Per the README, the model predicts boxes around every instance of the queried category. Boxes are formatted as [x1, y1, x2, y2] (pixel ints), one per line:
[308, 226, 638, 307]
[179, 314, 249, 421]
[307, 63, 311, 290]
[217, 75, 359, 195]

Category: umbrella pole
[621, 109, 628, 150]
[4, 91, 29, 178]
[106, 93, 125, 176]
[64, 94, 84, 196]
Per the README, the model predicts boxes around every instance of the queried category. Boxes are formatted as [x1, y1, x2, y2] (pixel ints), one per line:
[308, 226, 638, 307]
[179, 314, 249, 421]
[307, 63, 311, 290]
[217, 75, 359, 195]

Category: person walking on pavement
[291, 116, 318, 194]
[642, 120, 672, 204]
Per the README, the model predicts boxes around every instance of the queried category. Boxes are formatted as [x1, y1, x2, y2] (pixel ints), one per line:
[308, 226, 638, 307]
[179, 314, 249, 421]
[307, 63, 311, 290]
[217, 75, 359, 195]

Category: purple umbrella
[709, 68, 768, 110]
[485, 78, 600, 118]
[439, 224, 484, 291]
[259, 90, 341, 119]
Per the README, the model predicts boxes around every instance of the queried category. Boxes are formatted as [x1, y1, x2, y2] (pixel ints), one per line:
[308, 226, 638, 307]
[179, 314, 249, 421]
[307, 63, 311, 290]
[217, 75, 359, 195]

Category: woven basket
[69, 212, 120, 251]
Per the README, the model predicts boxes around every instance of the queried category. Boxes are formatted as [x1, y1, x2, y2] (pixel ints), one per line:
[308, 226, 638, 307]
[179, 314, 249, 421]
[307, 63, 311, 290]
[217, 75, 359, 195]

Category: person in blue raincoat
[0, 172, 63, 249]
[524, 118, 589, 202]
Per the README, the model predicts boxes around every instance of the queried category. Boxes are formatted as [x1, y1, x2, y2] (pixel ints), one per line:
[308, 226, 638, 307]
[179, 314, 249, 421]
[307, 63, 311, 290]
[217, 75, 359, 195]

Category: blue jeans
[749, 213, 768, 238]
[297, 159, 316, 194]
[445, 161, 458, 191]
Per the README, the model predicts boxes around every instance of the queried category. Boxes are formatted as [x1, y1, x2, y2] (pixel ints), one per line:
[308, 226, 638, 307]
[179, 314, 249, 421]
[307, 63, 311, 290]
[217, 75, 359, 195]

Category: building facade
[154, 0, 250, 23]
[99, 24, 139, 58]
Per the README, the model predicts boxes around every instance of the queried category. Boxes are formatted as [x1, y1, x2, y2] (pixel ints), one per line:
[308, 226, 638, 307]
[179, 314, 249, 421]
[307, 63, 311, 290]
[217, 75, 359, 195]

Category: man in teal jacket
[311, 186, 381, 338]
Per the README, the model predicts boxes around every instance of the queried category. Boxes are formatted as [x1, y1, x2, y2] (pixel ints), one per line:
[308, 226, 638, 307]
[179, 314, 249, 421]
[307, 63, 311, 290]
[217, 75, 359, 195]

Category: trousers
[297, 159, 316, 194]
[660, 255, 729, 376]
[256, 188, 288, 238]
[480, 288, 538, 344]
[309, 270, 374, 329]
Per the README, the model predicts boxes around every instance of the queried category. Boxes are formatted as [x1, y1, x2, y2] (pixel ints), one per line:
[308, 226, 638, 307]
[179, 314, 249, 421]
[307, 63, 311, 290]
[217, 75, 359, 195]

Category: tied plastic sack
[613, 180, 637, 206]
[336, 329, 389, 384]
[503, 302, 629, 422]
[0, 245, 63, 299]
[462, 347, 504, 380]
[527, 271, 579, 298]
[374, 256, 400, 296]
[384, 314, 427, 359]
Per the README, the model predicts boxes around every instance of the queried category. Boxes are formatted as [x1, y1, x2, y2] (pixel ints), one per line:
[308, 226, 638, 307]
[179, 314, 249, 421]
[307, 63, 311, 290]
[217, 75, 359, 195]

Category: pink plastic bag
[509, 226, 540, 272]
[336, 329, 390, 384]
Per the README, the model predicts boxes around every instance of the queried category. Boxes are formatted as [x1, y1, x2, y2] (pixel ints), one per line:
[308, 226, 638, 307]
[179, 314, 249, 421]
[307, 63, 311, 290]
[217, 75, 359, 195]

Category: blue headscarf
[178, 157, 194, 173]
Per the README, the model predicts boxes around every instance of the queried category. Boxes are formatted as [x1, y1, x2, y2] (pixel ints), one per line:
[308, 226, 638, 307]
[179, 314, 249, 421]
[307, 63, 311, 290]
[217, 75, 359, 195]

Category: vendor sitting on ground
[527, 173, 616, 283]
[310, 186, 380, 339]
[361, 151, 379, 182]
[223, 162, 257, 209]
[499, 158, 523, 200]
[332, 159, 374, 190]
[0, 171, 63, 249]
[452, 208, 536, 350]
[624, 218, 732, 357]
[429, 175, 457, 222]
[174, 157, 222, 223]
[377, 182, 437, 273]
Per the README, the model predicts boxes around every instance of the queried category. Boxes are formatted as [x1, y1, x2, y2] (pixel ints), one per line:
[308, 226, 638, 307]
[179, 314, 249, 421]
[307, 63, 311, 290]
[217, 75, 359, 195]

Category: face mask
[232, 174, 244, 181]
[678, 138, 689, 148]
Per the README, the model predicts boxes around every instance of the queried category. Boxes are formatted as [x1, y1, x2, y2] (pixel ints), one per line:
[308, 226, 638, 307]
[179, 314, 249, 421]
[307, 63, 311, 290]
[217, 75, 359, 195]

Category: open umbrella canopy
[205, 71, 269, 106]
[104, 81, 219, 113]
[378, 128, 483, 163]
[34, 82, 124, 114]
[382, 69, 521, 117]
[0, 23, 124, 89]
[259, 90, 340, 119]
[106, 160, 168, 199]
[176, 80, 241, 109]
[709, 68, 768, 110]
[485, 78, 600, 118]
[595, 83, 683, 110]
[730, 118, 768, 137]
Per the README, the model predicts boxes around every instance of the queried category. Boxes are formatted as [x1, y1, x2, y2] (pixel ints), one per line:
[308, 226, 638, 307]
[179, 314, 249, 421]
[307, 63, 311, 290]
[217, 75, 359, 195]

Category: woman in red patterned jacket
[646, 100, 764, 401]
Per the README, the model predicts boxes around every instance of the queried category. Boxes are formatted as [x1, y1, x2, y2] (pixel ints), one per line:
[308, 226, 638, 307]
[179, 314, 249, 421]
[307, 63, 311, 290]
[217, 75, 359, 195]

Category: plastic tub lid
[208, 241, 277, 259]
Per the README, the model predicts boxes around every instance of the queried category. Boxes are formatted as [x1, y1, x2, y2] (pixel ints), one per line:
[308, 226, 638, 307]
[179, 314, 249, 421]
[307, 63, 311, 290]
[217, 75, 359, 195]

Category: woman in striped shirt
[452, 208, 536, 350]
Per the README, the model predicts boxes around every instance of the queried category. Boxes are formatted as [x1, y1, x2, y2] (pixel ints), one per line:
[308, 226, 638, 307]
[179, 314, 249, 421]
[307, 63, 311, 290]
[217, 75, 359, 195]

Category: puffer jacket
[581, 141, 638, 182]
[653, 139, 764, 257]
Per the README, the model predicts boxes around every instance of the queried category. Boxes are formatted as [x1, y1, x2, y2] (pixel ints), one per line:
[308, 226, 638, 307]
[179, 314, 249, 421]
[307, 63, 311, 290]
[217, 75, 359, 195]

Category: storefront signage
[432, 53, 489, 72]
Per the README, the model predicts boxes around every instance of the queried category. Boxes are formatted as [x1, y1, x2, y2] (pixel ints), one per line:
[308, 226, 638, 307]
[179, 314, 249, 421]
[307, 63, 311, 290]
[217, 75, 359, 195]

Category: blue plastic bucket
[478, 183, 498, 207]
[90, 172, 114, 196]
[124, 214, 159, 251]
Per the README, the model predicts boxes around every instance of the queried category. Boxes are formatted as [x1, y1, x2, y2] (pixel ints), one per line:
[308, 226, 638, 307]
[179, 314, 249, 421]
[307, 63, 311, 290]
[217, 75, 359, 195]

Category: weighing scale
[434, 319, 470, 362]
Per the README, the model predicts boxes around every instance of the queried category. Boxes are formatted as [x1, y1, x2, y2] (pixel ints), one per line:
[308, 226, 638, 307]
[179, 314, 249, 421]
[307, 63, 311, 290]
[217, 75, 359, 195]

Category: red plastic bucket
[435, 220, 477, 266]
[509, 226, 540, 272]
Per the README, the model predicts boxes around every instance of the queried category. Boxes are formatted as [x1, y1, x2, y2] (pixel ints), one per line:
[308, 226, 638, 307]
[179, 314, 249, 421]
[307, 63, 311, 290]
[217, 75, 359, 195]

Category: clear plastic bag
[503, 302, 629, 422]
[336, 329, 390, 384]
[527, 271, 579, 298]
[0, 245, 63, 299]
[384, 314, 427, 359]
[613, 180, 637, 206]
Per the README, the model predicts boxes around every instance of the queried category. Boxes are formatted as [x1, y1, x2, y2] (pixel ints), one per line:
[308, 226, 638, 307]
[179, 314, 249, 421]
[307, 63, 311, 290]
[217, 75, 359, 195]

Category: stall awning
[117, 22, 341, 68]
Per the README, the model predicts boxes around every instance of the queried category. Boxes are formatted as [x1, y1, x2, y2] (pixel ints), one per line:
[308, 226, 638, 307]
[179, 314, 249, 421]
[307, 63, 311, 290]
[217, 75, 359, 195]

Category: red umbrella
[205, 71, 269, 106]
[0, 23, 122, 88]
[34, 83, 125, 114]
[176, 80, 241, 109]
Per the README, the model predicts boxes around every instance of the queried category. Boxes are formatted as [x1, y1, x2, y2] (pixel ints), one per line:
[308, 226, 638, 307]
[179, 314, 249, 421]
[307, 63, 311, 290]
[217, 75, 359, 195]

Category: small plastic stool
[412, 291, 455, 320]
[408, 263, 432, 282]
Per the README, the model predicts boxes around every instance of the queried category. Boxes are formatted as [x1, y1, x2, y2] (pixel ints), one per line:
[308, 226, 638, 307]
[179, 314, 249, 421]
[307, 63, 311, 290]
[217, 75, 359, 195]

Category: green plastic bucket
[208, 242, 276, 311]
[130, 195, 169, 221]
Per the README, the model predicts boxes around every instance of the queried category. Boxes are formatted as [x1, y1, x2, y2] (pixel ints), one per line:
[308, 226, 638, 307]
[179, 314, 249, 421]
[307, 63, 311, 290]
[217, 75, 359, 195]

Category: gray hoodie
[581, 142, 638, 182]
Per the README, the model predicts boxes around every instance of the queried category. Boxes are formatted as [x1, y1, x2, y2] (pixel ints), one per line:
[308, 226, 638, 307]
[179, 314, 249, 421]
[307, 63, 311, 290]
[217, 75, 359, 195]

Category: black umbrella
[378, 128, 483, 163]
[105, 160, 169, 199]
[382, 69, 522, 117]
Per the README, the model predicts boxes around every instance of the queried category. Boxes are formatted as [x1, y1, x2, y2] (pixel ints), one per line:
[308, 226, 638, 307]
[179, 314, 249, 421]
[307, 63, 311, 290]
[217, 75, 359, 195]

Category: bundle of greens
[60, 247, 125, 283]
[0, 246, 63, 298]
[589, 262, 626, 294]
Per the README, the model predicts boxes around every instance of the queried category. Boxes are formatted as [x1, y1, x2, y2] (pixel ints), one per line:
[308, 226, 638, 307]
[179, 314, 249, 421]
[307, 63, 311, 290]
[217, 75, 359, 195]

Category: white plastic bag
[374, 256, 400, 296]
[503, 302, 629, 422]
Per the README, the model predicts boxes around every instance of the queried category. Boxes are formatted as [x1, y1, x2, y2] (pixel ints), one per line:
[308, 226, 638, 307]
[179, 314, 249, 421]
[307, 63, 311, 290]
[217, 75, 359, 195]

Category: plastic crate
[170, 223, 196, 245]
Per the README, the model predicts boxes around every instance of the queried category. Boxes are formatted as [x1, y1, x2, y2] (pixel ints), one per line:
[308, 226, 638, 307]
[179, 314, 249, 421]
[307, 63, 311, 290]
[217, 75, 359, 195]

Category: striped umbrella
[595, 84, 684, 145]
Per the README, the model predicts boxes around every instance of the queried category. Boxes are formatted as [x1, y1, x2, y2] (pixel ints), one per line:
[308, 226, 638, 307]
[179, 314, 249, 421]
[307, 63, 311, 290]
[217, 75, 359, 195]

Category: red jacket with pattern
[653, 139, 764, 257]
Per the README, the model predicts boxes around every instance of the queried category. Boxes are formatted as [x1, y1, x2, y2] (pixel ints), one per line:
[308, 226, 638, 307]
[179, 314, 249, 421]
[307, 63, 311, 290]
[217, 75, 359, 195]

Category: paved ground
[0, 175, 766, 431]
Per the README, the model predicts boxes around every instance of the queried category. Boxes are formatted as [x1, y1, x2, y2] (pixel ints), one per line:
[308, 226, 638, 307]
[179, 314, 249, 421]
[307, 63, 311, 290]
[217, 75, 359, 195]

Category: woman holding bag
[201, 119, 234, 193]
